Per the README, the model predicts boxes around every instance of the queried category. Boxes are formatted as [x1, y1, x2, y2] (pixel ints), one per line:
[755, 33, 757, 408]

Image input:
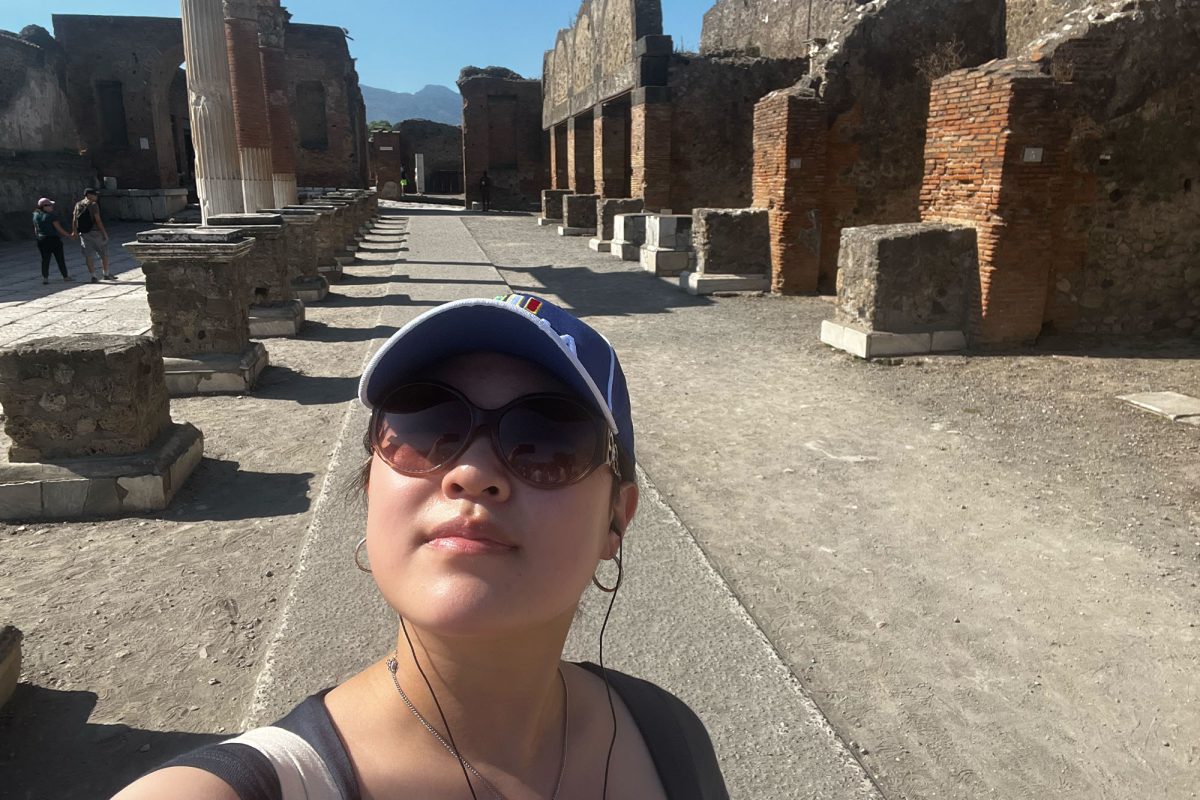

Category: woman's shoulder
[151, 689, 358, 800]
[574, 662, 729, 800]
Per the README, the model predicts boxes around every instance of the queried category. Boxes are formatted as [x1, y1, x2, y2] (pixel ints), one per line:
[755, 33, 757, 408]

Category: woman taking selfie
[115, 293, 728, 799]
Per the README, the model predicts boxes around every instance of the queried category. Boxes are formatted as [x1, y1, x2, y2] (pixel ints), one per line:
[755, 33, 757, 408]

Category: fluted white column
[181, 0, 245, 221]
[224, 0, 276, 213]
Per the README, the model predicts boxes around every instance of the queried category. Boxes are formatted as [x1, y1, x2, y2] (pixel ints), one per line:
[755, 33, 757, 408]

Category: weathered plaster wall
[460, 71, 548, 210]
[701, 0, 864, 58]
[666, 53, 808, 211]
[285, 23, 369, 188]
[542, 0, 663, 127]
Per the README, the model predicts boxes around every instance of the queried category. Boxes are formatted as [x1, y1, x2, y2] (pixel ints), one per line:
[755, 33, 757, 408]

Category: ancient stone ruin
[0, 335, 204, 519]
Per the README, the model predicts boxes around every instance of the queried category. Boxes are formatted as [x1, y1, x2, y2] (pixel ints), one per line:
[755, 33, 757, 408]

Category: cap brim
[358, 299, 619, 434]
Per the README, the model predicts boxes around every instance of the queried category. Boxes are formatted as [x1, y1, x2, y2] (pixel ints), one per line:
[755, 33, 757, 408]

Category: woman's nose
[440, 434, 511, 501]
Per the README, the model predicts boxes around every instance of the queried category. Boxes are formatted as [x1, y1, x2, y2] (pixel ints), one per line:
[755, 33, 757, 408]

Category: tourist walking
[32, 198, 75, 285]
[71, 188, 116, 282]
[479, 169, 491, 211]
[115, 293, 728, 800]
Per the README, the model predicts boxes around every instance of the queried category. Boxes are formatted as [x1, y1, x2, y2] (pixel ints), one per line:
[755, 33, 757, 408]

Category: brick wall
[285, 24, 368, 188]
[550, 123, 569, 189]
[593, 102, 631, 198]
[567, 115, 595, 194]
[921, 62, 1074, 344]
[459, 73, 547, 210]
[630, 96, 671, 210]
[753, 88, 827, 293]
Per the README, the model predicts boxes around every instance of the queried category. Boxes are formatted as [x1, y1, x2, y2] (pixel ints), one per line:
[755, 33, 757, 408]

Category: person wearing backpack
[32, 198, 76, 285]
[72, 188, 116, 282]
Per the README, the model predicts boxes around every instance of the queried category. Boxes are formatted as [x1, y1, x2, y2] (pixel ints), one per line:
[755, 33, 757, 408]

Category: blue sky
[1, 1, 713, 94]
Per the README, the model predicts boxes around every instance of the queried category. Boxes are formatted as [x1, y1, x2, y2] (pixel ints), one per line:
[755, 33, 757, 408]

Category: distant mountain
[362, 84, 462, 127]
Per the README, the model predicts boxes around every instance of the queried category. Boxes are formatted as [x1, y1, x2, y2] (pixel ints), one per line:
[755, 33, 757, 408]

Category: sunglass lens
[375, 385, 471, 473]
[498, 398, 600, 486]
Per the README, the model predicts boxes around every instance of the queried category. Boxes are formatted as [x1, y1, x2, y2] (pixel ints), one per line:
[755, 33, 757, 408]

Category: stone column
[630, 87, 671, 212]
[567, 115, 595, 194]
[257, 0, 298, 207]
[594, 102, 630, 198]
[180, 0, 244, 221]
[224, 0, 276, 213]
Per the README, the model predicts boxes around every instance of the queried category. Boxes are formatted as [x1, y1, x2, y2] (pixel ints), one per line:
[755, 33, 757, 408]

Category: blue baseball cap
[359, 293, 635, 466]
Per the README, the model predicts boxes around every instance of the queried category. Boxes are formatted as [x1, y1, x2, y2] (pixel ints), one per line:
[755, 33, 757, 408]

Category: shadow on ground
[499, 263, 713, 318]
[163, 458, 313, 521]
[0, 684, 224, 800]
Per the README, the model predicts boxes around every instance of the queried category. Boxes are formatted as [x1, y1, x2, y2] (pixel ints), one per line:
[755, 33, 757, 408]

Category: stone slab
[820, 320, 967, 359]
[536, 218, 556, 227]
[558, 226, 596, 237]
[640, 247, 692, 276]
[248, 300, 305, 338]
[1117, 392, 1200, 424]
[612, 242, 641, 261]
[292, 276, 330, 303]
[0, 422, 204, 520]
[317, 264, 344, 283]
[0, 626, 20, 710]
[162, 342, 269, 396]
[678, 271, 769, 295]
[588, 238, 612, 253]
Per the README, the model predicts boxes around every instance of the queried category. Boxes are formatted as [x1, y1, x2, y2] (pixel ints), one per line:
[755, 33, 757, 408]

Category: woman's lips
[425, 519, 517, 555]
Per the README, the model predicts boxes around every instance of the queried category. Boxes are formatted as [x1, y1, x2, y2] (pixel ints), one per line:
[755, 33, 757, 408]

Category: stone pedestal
[181, 0, 244, 220]
[206, 213, 305, 337]
[288, 204, 344, 282]
[260, 207, 327, 301]
[558, 193, 600, 236]
[0, 626, 20, 710]
[0, 336, 204, 519]
[590, 198, 644, 252]
[612, 213, 651, 261]
[640, 214, 693, 276]
[126, 227, 269, 394]
[679, 208, 771, 295]
[821, 223, 977, 358]
[539, 189, 571, 226]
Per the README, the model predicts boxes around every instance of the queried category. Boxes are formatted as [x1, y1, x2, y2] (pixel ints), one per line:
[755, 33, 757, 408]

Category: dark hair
[84, 188, 99, 196]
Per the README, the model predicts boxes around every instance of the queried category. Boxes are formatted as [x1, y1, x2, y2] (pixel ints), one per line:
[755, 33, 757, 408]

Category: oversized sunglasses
[370, 382, 619, 488]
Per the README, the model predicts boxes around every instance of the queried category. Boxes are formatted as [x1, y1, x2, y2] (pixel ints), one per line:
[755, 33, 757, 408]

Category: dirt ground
[0, 214, 406, 799]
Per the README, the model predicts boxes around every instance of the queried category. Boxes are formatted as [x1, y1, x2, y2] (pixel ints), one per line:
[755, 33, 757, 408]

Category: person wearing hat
[116, 294, 728, 800]
[32, 198, 77, 285]
[71, 188, 116, 282]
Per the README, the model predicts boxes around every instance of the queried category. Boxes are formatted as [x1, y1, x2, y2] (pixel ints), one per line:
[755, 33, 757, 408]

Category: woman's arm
[110, 766, 241, 800]
[52, 220, 74, 238]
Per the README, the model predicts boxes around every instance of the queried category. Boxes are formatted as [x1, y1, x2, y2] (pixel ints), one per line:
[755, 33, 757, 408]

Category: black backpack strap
[578, 662, 729, 800]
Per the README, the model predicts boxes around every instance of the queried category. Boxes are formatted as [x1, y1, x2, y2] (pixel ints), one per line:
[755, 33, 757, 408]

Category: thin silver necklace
[386, 654, 569, 800]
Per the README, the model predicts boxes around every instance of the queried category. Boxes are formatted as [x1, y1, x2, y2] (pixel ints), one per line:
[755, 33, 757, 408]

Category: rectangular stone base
[249, 300, 305, 338]
[677, 271, 769, 295]
[293, 276, 330, 303]
[536, 217, 559, 227]
[558, 226, 596, 237]
[318, 263, 344, 283]
[0, 627, 20, 710]
[163, 342, 269, 395]
[588, 238, 612, 253]
[820, 320, 967, 359]
[334, 254, 357, 267]
[0, 422, 204, 521]
[612, 242, 641, 261]
[640, 247, 691, 276]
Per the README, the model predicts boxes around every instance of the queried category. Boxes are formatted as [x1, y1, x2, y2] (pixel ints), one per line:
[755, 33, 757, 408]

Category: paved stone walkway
[0, 222, 155, 349]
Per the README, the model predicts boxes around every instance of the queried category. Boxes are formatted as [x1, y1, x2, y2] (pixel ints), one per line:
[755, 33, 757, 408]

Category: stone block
[261, 208, 321, 282]
[644, 215, 693, 252]
[596, 198, 644, 242]
[640, 247, 692, 277]
[162, 343, 269, 396]
[588, 238, 612, 252]
[0, 423, 204, 521]
[536, 218, 556, 227]
[678, 271, 770, 295]
[292, 276, 330, 303]
[0, 335, 171, 461]
[836, 223, 978, 334]
[692, 208, 770, 275]
[820, 320, 966, 359]
[249, 300, 306, 338]
[0, 626, 20, 710]
[206, 214, 295, 306]
[563, 194, 600, 229]
[541, 189, 571, 221]
[126, 231, 257, 358]
[558, 226, 596, 237]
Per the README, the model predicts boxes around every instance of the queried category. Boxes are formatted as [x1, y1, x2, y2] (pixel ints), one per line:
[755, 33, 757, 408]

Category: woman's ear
[605, 481, 639, 558]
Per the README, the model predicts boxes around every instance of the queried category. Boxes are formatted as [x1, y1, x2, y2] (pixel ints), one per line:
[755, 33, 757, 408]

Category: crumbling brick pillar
[224, 0, 275, 213]
[631, 87, 672, 212]
[753, 87, 827, 295]
[550, 123, 569, 190]
[594, 101, 631, 198]
[921, 62, 1072, 344]
[257, 0, 298, 207]
[567, 114, 595, 194]
[181, 0, 244, 220]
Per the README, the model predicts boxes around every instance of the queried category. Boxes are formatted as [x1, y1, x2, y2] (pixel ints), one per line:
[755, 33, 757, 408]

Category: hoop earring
[354, 537, 372, 574]
[592, 553, 622, 593]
